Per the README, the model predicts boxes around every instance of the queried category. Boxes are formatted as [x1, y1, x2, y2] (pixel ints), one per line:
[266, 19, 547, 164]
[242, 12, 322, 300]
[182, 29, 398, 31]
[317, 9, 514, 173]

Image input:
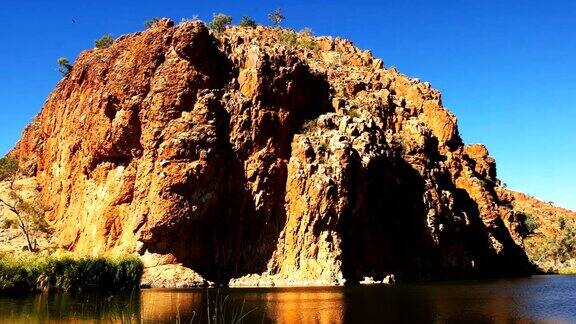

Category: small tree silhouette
[57, 57, 73, 76]
[239, 16, 257, 28]
[268, 8, 285, 27]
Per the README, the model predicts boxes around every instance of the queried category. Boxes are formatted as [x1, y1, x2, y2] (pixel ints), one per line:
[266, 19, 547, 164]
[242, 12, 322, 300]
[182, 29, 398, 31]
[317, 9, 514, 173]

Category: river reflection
[138, 288, 345, 323]
[251, 289, 345, 324]
[0, 275, 575, 323]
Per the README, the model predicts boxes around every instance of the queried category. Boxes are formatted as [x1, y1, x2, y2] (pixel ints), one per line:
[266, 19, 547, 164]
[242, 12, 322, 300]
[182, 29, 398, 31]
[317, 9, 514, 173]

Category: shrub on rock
[95, 34, 114, 49]
[208, 13, 232, 33]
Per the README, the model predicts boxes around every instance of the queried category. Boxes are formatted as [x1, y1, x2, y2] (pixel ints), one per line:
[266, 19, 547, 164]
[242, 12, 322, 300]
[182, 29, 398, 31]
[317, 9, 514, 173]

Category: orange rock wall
[13, 19, 532, 285]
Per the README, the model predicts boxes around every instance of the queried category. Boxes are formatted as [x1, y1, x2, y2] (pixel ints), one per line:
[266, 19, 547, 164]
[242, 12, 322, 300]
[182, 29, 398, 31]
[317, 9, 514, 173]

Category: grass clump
[208, 13, 232, 33]
[94, 34, 114, 49]
[298, 28, 318, 51]
[0, 254, 143, 293]
[279, 29, 318, 51]
[280, 30, 298, 47]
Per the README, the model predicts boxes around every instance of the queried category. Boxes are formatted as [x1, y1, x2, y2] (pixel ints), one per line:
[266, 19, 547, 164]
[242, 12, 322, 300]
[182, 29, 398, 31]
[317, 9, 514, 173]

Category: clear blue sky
[0, 1, 574, 209]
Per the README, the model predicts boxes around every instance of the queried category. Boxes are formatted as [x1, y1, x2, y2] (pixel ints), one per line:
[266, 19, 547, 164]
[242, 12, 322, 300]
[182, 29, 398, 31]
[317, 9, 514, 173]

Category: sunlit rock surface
[11, 19, 538, 286]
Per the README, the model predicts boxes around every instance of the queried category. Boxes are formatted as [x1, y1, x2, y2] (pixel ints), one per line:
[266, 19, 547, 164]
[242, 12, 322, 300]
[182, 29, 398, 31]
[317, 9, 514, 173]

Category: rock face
[12, 19, 534, 286]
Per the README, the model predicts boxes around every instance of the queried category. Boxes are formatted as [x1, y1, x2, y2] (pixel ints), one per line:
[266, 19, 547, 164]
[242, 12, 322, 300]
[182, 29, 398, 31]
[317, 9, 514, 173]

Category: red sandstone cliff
[11, 19, 535, 286]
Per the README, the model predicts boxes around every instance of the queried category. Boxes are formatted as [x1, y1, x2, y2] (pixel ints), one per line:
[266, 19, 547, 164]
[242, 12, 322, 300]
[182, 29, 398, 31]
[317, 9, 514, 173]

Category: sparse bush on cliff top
[239, 16, 257, 28]
[268, 8, 285, 27]
[280, 29, 298, 46]
[144, 17, 160, 28]
[299, 28, 319, 50]
[57, 57, 73, 76]
[94, 34, 114, 49]
[208, 13, 232, 33]
[0, 254, 143, 292]
[279, 28, 319, 51]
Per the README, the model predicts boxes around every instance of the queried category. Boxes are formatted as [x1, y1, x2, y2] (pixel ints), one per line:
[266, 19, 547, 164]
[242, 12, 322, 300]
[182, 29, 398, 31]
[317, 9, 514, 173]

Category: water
[1, 275, 575, 323]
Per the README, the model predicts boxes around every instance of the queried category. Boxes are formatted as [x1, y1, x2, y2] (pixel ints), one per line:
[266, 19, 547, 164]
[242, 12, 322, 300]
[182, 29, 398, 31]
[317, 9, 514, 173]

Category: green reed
[0, 254, 143, 293]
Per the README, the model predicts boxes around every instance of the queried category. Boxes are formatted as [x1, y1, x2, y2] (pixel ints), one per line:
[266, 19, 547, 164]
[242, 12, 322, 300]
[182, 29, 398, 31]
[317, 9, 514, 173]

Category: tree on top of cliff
[208, 13, 232, 33]
[57, 57, 72, 76]
[0, 157, 48, 252]
[268, 8, 285, 27]
[239, 16, 257, 28]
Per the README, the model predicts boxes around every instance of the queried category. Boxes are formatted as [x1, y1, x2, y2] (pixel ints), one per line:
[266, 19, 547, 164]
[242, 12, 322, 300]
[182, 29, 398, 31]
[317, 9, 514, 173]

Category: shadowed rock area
[10, 19, 535, 286]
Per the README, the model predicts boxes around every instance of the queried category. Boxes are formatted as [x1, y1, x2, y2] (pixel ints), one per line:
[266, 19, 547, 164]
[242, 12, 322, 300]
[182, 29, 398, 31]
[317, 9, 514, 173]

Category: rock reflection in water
[254, 288, 344, 324]
[1, 276, 576, 323]
[139, 288, 345, 323]
[140, 289, 204, 322]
